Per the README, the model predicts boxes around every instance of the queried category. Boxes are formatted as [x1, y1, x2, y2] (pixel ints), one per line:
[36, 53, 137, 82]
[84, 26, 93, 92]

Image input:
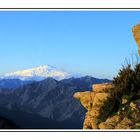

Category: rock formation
[74, 83, 140, 129]
[74, 83, 113, 129]
[132, 23, 140, 55]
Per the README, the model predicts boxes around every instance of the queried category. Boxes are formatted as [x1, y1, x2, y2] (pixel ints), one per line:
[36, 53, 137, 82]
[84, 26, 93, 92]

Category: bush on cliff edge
[112, 59, 140, 104]
[99, 57, 140, 121]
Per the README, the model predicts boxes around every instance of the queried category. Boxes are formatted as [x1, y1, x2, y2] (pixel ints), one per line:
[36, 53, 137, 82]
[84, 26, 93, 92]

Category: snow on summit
[1, 65, 77, 81]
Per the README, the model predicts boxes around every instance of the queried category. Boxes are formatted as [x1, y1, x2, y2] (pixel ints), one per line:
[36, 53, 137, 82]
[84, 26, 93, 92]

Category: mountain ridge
[0, 76, 111, 128]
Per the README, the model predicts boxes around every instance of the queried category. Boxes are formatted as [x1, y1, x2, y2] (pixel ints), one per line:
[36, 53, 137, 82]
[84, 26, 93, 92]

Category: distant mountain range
[0, 76, 111, 129]
[0, 65, 82, 81]
[0, 65, 112, 128]
[0, 79, 32, 89]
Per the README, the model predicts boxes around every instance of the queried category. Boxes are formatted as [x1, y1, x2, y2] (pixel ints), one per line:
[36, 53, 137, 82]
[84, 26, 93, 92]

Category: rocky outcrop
[74, 83, 113, 129]
[74, 83, 140, 129]
[132, 23, 140, 55]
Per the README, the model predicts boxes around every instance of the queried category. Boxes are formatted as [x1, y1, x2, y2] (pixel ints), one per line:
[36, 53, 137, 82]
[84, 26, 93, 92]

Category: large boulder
[73, 91, 95, 110]
[74, 83, 112, 129]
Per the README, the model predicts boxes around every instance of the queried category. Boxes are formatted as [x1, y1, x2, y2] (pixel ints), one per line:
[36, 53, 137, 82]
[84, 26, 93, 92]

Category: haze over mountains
[0, 65, 111, 128]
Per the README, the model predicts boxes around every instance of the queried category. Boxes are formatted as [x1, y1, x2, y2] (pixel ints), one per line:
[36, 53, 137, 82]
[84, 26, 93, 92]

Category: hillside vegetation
[74, 60, 140, 129]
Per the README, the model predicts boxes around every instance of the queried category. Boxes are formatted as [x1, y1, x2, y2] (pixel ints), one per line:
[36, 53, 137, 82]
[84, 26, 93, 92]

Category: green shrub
[99, 57, 140, 120]
[112, 61, 140, 103]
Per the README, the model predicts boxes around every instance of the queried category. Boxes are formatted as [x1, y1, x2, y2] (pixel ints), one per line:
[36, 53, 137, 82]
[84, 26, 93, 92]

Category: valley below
[0, 68, 111, 129]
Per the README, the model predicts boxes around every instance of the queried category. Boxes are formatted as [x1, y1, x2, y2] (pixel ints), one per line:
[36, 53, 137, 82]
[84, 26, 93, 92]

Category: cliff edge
[74, 83, 113, 129]
[74, 83, 140, 129]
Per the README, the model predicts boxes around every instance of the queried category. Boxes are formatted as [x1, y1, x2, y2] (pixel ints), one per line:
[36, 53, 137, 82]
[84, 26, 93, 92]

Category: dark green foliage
[98, 58, 140, 122]
[112, 62, 140, 103]
[97, 96, 116, 122]
[108, 58, 140, 118]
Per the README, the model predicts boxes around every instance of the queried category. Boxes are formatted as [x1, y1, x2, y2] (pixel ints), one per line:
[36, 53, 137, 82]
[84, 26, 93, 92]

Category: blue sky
[0, 11, 140, 79]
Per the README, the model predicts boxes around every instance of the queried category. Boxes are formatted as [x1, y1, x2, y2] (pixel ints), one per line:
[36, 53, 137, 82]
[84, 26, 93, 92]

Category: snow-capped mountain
[0, 65, 81, 81]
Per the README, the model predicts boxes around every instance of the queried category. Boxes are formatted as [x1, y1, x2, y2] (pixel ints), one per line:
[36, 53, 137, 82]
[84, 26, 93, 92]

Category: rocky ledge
[74, 83, 140, 129]
[74, 83, 113, 129]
